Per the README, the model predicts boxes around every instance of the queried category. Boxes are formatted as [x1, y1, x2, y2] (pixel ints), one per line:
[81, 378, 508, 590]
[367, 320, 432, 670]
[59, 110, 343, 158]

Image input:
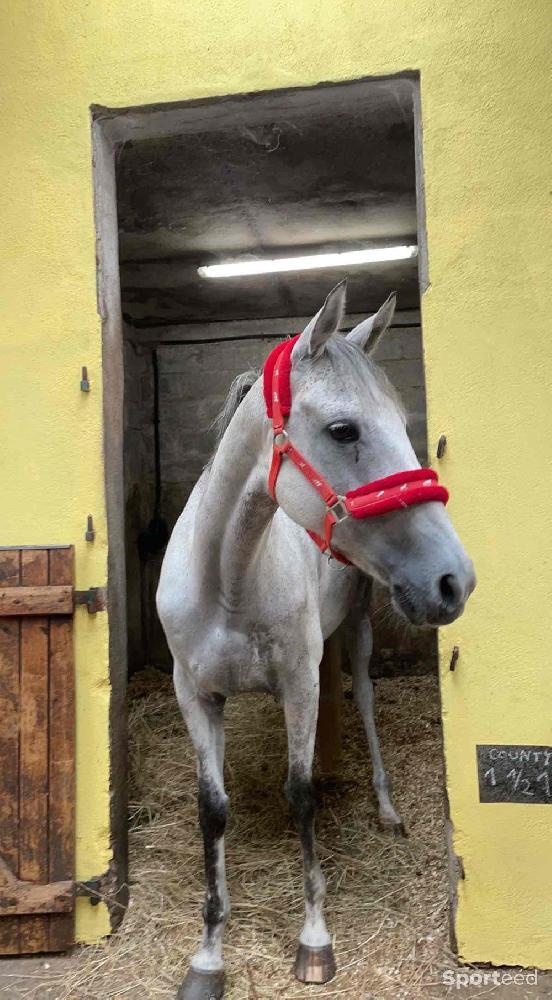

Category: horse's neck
[193, 382, 277, 610]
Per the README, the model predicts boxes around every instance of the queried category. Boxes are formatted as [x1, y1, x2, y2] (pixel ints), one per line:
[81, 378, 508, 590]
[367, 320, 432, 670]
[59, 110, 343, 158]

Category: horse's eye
[327, 421, 359, 443]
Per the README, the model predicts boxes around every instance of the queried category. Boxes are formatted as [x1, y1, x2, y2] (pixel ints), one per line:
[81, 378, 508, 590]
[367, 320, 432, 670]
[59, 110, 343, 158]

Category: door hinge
[73, 587, 106, 614]
[75, 866, 126, 914]
[76, 873, 110, 906]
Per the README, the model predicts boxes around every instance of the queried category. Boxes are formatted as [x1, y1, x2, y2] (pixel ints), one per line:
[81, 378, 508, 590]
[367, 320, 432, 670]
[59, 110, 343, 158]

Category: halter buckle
[328, 497, 349, 523]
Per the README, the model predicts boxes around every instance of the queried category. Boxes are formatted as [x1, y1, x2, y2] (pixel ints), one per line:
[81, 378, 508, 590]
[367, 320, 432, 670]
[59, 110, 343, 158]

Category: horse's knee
[198, 776, 228, 842]
[285, 771, 317, 830]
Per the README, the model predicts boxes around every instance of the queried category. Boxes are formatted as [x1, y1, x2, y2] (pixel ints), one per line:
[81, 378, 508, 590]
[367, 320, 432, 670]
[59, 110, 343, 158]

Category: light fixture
[198, 245, 418, 279]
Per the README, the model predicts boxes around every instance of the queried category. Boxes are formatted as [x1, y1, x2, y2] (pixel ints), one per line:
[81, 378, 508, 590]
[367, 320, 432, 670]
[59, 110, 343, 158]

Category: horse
[157, 281, 475, 999]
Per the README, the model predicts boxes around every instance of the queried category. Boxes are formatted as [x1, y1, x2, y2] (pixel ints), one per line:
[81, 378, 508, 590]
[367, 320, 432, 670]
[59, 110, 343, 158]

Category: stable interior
[117, 76, 436, 678]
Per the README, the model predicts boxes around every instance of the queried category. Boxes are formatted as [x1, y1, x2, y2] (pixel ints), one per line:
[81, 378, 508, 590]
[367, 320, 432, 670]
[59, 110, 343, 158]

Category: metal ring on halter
[273, 430, 289, 448]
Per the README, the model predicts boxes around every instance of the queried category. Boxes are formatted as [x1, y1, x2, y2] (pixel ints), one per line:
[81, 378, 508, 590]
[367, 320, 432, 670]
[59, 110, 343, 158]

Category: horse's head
[273, 281, 476, 627]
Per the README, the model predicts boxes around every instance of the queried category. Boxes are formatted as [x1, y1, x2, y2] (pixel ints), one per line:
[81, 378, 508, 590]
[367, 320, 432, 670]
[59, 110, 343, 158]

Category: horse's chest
[194, 621, 284, 697]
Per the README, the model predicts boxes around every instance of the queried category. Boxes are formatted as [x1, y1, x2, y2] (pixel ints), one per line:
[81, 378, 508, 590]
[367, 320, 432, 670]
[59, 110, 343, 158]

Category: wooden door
[0, 546, 75, 954]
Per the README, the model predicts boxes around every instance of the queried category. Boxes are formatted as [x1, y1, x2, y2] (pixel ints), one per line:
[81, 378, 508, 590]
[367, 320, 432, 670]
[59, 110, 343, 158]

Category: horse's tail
[210, 368, 259, 453]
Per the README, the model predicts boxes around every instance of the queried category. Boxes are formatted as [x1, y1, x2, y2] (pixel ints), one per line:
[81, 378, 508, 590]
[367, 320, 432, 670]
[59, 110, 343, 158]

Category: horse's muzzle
[392, 564, 476, 627]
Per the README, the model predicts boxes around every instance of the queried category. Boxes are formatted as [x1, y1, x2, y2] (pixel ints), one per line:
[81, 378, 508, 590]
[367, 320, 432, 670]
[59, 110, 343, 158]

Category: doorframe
[90, 70, 430, 927]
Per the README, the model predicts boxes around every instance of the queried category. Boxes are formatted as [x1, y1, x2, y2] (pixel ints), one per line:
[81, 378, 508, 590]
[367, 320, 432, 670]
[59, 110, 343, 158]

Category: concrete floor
[0, 956, 71, 998]
[1, 954, 552, 999]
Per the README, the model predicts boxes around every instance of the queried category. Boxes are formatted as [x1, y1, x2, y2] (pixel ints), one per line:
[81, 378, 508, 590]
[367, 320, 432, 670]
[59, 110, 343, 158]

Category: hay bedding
[52, 670, 456, 1000]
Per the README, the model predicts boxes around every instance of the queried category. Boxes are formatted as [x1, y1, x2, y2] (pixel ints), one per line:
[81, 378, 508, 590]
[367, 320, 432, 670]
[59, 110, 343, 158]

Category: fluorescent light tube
[198, 245, 418, 278]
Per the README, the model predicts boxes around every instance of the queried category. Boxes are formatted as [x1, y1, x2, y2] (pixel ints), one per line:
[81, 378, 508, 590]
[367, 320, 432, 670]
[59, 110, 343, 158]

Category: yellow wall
[1, 0, 551, 963]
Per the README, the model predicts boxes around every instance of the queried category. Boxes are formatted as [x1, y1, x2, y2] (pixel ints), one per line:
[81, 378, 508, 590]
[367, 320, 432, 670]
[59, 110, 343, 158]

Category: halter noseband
[263, 335, 449, 566]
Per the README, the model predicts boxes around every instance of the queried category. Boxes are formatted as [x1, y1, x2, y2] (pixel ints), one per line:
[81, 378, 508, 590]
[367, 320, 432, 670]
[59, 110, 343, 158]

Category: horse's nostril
[439, 573, 462, 610]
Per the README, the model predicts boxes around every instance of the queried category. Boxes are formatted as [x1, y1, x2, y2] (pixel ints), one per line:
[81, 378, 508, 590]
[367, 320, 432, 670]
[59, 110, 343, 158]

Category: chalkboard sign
[477, 745, 552, 804]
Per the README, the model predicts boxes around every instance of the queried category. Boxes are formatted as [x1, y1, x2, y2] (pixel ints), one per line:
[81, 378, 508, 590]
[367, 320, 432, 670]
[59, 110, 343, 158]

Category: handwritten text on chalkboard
[477, 745, 552, 804]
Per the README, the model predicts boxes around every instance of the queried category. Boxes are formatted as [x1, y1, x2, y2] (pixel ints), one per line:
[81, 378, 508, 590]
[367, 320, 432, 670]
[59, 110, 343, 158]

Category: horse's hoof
[379, 816, 408, 837]
[294, 943, 337, 984]
[176, 967, 225, 1000]
[378, 807, 408, 837]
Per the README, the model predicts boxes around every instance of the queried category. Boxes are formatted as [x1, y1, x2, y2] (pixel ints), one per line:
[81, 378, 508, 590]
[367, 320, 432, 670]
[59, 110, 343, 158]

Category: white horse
[157, 281, 475, 1000]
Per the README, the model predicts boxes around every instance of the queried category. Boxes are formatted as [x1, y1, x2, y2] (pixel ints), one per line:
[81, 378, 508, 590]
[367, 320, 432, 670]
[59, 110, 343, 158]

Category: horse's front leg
[174, 663, 229, 1000]
[346, 603, 406, 836]
[283, 668, 336, 985]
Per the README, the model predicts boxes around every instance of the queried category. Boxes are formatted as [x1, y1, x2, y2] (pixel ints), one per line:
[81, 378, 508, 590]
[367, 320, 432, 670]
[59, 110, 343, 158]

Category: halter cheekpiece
[263, 334, 449, 566]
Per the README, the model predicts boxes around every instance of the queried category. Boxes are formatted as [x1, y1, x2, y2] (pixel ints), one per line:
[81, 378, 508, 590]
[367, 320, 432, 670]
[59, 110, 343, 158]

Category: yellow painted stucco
[1, 0, 551, 963]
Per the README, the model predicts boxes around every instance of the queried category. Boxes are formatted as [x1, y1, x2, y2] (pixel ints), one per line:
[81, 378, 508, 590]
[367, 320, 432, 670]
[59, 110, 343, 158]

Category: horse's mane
[209, 368, 259, 460]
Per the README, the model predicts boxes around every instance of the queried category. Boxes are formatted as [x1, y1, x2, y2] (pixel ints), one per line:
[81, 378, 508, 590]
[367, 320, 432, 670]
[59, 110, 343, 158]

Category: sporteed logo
[443, 969, 538, 989]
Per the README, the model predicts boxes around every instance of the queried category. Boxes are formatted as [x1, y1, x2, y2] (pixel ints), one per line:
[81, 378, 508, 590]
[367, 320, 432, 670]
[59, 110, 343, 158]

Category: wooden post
[316, 631, 343, 776]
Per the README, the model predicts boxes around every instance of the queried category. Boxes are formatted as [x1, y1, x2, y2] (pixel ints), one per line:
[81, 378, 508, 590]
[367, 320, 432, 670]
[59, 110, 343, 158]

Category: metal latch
[73, 587, 106, 614]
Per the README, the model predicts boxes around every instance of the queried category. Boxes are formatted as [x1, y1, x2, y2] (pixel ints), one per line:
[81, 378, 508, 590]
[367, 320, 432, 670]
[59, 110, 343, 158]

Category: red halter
[263, 335, 449, 565]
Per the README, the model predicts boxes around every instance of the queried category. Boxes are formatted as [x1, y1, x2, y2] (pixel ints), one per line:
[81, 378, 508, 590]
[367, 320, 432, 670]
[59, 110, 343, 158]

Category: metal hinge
[73, 587, 106, 614]
[75, 866, 127, 915]
[75, 874, 110, 906]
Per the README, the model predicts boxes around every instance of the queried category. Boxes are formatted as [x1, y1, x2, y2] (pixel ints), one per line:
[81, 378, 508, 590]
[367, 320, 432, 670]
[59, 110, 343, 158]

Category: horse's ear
[346, 292, 397, 354]
[292, 280, 347, 361]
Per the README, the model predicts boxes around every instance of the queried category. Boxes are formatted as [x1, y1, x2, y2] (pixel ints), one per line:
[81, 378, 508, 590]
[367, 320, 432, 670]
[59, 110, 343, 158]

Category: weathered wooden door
[0, 546, 75, 954]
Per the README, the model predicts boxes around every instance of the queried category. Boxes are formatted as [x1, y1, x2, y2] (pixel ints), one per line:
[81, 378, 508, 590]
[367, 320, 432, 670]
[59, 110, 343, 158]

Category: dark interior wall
[157, 338, 266, 527]
[124, 339, 154, 670]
